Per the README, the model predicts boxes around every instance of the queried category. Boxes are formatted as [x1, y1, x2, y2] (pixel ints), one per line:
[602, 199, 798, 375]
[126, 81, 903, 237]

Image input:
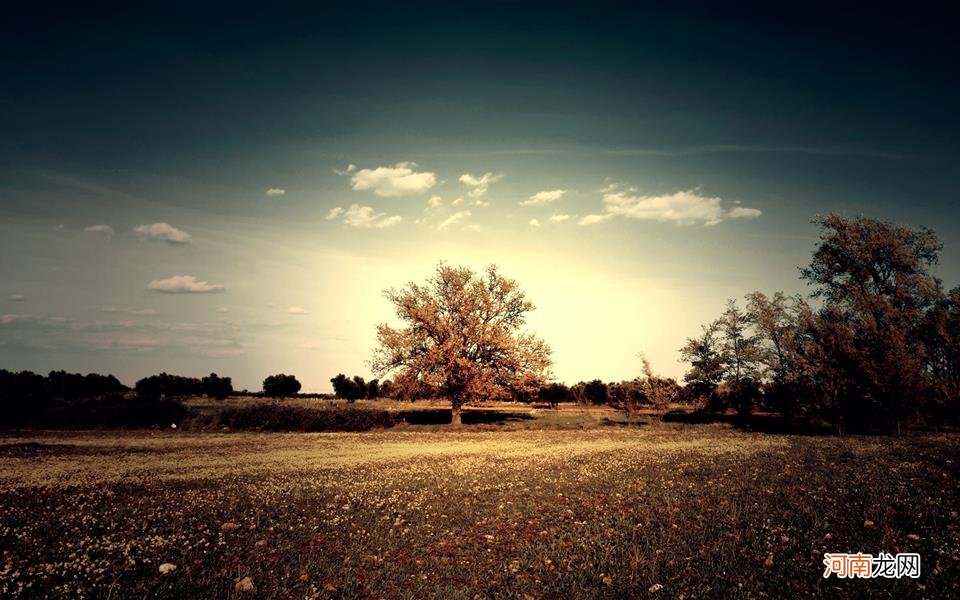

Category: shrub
[210, 404, 395, 432]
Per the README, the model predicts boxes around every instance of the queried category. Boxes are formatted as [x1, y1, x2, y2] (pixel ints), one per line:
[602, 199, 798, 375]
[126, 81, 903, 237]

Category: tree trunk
[450, 403, 462, 426]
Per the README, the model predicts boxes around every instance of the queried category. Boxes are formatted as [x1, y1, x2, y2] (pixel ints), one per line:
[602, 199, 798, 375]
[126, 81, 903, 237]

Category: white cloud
[333, 164, 357, 176]
[578, 214, 612, 226]
[604, 188, 761, 226]
[147, 275, 225, 294]
[549, 214, 571, 223]
[427, 195, 443, 208]
[84, 224, 114, 237]
[299, 341, 322, 350]
[9, 294, 24, 302]
[326, 207, 344, 220]
[437, 210, 472, 231]
[522, 189, 567, 206]
[132, 222, 191, 244]
[459, 172, 504, 198]
[727, 206, 763, 220]
[216, 307, 230, 313]
[347, 162, 436, 197]
[581, 184, 763, 226]
[529, 219, 541, 227]
[330, 204, 402, 229]
[287, 306, 309, 315]
[265, 188, 286, 197]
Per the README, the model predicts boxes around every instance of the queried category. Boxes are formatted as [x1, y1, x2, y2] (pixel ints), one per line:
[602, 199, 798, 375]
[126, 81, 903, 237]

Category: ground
[1, 414, 958, 598]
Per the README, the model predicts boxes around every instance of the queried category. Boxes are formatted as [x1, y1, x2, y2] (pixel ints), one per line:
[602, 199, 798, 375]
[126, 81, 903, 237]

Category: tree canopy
[372, 263, 553, 425]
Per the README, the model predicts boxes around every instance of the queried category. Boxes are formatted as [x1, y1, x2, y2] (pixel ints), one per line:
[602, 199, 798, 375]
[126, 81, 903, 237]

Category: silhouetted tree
[680, 325, 725, 412]
[366, 378, 380, 399]
[262, 374, 302, 398]
[538, 382, 570, 408]
[372, 263, 553, 425]
[201, 373, 233, 400]
[135, 373, 202, 401]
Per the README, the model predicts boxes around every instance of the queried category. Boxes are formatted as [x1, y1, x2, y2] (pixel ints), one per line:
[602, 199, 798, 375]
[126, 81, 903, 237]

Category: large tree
[372, 263, 553, 425]
[800, 213, 944, 432]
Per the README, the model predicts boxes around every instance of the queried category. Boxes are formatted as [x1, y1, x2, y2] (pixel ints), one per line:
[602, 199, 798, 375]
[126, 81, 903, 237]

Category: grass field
[1, 423, 958, 598]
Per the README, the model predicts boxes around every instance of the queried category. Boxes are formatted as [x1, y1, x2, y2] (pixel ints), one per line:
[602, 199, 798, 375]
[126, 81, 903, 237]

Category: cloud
[437, 210, 472, 231]
[265, 188, 286, 197]
[84, 224, 114, 237]
[299, 341, 322, 350]
[216, 307, 230, 313]
[132, 222, 191, 244]
[9, 294, 24, 302]
[347, 162, 436, 197]
[102, 306, 159, 316]
[580, 184, 762, 226]
[459, 172, 504, 198]
[549, 214, 571, 223]
[427, 196, 443, 208]
[529, 219, 541, 227]
[727, 206, 763, 219]
[333, 164, 357, 176]
[147, 275, 225, 294]
[287, 306, 309, 315]
[328, 204, 402, 229]
[522, 189, 567, 206]
[578, 214, 612, 226]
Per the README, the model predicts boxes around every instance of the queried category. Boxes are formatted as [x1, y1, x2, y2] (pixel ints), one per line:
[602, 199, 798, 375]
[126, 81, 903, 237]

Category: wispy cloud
[345, 162, 436, 197]
[522, 189, 567, 206]
[328, 204, 402, 229]
[132, 222, 191, 244]
[579, 184, 762, 226]
[102, 306, 159, 316]
[549, 214, 572, 223]
[529, 219, 541, 227]
[84, 224, 114, 237]
[286, 306, 309, 315]
[459, 172, 504, 198]
[147, 275, 226, 294]
[265, 188, 286, 197]
[9, 294, 25, 302]
[437, 210, 472, 231]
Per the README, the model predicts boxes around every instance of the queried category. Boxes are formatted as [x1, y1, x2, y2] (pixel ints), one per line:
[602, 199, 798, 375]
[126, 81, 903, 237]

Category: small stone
[158, 563, 176, 575]
[255, 539, 267, 547]
[649, 583, 664, 593]
[823, 533, 833, 540]
[221, 522, 240, 532]
[906, 534, 920, 541]
[235, 576, 255, 593]
[863, 520, 875, 529]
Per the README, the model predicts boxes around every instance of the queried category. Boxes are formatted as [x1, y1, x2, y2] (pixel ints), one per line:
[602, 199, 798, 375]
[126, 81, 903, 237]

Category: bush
[208, 403, 395, 432]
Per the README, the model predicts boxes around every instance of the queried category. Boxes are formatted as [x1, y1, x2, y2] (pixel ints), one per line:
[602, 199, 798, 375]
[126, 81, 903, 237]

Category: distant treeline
[2, 216, 957, 434]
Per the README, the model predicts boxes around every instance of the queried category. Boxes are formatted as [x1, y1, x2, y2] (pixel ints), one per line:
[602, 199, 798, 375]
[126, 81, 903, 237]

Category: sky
[1, 3, 958, 392]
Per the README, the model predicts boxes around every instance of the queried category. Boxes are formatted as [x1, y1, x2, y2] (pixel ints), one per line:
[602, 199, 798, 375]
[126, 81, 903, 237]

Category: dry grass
[1, 425, 958, 598]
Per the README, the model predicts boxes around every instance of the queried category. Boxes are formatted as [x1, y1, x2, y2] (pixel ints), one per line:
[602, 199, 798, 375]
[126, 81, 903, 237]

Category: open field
[1, 425, 958, 598]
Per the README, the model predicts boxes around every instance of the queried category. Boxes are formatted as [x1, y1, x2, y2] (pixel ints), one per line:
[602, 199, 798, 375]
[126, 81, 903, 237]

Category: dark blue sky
[1, 2, 958, 389]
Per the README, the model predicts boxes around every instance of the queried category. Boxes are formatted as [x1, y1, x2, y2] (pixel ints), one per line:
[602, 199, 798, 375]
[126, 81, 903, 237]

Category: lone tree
[262, 373, 302, 398]
[372, 263, 553, 425]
